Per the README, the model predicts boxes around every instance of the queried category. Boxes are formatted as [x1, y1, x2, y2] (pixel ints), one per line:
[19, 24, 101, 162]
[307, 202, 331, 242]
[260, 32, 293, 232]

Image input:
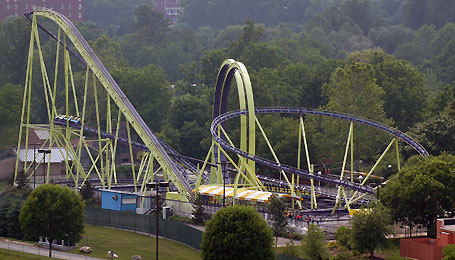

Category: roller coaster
[14, 8, 428, 212]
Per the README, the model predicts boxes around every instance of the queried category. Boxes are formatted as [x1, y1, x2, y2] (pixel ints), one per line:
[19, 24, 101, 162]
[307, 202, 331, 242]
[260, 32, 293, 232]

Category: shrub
[201, 205, 275, 260]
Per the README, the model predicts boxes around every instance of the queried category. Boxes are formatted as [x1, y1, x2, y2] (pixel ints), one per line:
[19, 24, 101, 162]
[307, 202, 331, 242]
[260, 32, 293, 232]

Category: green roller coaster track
[14, 8, 428, 212]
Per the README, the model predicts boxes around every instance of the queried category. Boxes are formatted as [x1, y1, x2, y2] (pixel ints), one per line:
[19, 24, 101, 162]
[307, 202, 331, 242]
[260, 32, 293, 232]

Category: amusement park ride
[14, 8, 429, 214]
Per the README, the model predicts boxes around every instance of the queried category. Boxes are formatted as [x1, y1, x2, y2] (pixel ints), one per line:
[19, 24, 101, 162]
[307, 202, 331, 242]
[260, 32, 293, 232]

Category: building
[401, 218, 455, 260]
[154, 0, 181, 24]
[0, 0, 84, 21]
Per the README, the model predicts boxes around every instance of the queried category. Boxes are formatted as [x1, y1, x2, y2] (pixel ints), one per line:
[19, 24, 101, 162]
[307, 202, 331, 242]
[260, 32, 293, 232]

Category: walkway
[0, 239, 103, 260]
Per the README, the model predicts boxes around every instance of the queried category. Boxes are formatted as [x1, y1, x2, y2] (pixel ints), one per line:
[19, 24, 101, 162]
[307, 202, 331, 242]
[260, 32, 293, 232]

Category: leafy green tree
[394, 24, 437, 66]
[403, 0, 455, 29]
[316, 62, 391, 162]
[80, 180, 94, 200]
[443, 244, 455, 260]
[348, 49, 427, 130]
[113, 65, 171, 131]
[90, 35, 129, 72]
[340, 0, 374, 33]
[20, 184, 85, 257]
[0, 197, 24, 239]
[201, 205, 275, 260]
[334, 226, 352, 250]
[191, 194, 205, 225]
[301, 224, 329, 260]
[381, 154, 455, 236]
[351, 202, 393, 257]
[436, 40, 455, 84]
[406, 107, 455, 156]
[0, 17, 31, 87]
[131, 4, 169, 47]
[267, 194, 288, 246]
[368, 25, 414, 54]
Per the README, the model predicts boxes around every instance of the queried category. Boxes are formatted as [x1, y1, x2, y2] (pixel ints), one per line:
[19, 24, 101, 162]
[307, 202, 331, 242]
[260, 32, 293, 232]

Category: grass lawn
[70, 224, 201, 260]
[0, 248, 52, 260]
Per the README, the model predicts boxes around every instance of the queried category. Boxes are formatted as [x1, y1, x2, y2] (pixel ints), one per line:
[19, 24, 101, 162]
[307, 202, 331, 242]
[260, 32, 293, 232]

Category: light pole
[32, 144, 38, 189]
[38, 149, 51, 184]
[146, 181, 169, 260]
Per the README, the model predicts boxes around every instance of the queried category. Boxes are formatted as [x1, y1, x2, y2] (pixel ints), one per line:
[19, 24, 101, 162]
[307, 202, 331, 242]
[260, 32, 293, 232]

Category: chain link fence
[85, 207, 203, 250]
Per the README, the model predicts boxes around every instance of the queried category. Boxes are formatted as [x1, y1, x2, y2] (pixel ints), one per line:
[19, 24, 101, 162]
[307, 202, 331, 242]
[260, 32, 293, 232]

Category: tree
[334, 226, 352, 250]
[191, 194, 205, 225]
[350, 202, 393, 257]
[347, 49, 427, 131]
[201, 205, 275, 260]
[406, 111, 455, 156]
[267, 194, 288, 246]
[316, 61, 392, 162]
[19, 184, 85, 257]
[301, 224, 329, 260]
[80, 180, 94, 200]
[443, 244, 455, 260]
[380, 154, 455, 236]
[131, 4, 169, 47]
[0, 196, 24, 239]
[436, 40, 455, 84]
[113, 65, 171, 132]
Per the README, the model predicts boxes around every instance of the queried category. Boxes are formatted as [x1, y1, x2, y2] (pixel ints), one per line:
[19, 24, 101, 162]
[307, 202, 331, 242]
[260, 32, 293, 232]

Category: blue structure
[100, 189, 138, 212]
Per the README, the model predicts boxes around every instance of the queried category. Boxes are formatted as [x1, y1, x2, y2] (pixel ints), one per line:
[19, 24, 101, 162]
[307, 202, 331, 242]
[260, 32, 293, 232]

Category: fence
[85, 207, 203, 250]
[85, 207, 304, 259]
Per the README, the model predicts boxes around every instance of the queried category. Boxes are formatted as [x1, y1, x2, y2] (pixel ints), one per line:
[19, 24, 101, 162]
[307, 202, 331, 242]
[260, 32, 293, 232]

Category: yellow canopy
[194, 185, 297, 202]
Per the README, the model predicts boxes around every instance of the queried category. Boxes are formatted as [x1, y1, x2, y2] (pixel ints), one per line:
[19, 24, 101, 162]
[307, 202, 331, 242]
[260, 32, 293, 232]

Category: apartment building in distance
[154, 0, 181, 24]
[0, 0, 84, 21]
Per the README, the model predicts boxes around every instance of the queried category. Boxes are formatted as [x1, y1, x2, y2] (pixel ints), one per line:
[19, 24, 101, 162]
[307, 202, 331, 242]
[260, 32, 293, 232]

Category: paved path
[0, 240, 103, 260]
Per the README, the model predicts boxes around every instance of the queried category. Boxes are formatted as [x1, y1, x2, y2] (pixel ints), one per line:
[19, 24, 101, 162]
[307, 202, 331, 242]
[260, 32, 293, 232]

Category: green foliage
[79, 180, 94, 200]
[19, 184, 85, 257]
[267, 194, 289, 245]
[282, 240, 301, 258]
[0, 83, 22, 126]
[14, 170, 29, 190]
[436, 40, 455, 84]
[381, 154, 455, 233]
[316, 61, 391, 162]
[335, 226, 352, 250]
[407, 108, 455, 156]
[168, 214, 192, 224]
[191, 194, 206, 225]
[443, 244, 455, 260]
[0, 196, 24, 239]
[201, 205, 275, 260]
[113, 65, 171, 131]
[351, 202, 393, 257]
[347, 49, 427, 131]
[301, 224, 329, 260]
[333, 249, 352, 260]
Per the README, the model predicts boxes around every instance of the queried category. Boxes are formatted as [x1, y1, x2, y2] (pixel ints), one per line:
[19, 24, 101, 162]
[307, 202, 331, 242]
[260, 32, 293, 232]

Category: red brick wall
[1, 0, 84, 21]
[400, 238, 443, 260]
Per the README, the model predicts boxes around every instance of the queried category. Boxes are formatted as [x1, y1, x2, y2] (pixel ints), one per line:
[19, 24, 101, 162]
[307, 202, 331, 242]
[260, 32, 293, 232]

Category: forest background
[1, 0, 455, 178]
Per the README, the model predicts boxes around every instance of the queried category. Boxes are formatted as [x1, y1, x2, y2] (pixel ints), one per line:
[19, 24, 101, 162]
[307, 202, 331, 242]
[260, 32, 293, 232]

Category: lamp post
[38, 149, 51, 184]
[146, 181, 169, 260]
[32, 144, 38, 189]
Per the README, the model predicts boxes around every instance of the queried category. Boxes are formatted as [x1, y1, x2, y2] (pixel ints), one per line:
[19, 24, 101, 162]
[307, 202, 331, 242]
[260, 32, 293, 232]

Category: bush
[301, 224, 329, 260]
[168, 214, 192, 223]
[201, 205, 275, 260]
[282, 240, 301, 257]
[333, 249, 352, 260]
[287, 232, 304, 241]
[0, 196, 24, 239]
[335, 226, 352, 249]
[327, 241, 337, 249]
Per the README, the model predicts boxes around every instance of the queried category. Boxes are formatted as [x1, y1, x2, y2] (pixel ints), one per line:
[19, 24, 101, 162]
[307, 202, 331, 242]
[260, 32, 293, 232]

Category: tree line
[0, 0, 455, 174]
